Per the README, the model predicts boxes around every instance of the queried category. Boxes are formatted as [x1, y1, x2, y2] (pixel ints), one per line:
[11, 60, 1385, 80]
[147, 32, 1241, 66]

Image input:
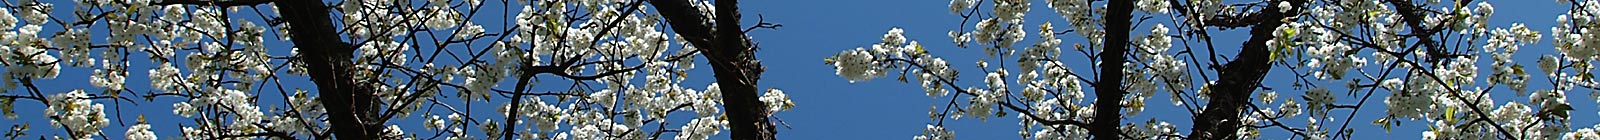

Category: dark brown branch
[1387, 0, 1465, 63]
[500, 63, 536, 140]
[648, 0, 775, 139]
[272, 0, 381, 140]
[1189, 0, 1301, 139]
[743, 14, 782, 33]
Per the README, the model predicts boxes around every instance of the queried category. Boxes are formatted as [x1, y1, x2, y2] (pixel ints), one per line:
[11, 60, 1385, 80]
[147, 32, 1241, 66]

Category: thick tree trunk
[1188, 0, 1299, 139]
[1092, 0, 1132, 139]
[274, 1, 381, 139]
[649, 0, 775, 139]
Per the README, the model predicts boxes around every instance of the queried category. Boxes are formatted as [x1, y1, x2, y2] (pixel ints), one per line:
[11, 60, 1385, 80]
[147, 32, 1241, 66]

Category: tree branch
[648, 0, 775, 139]
[273, 0, 380, 139]
[1189, 0, 1301, 139]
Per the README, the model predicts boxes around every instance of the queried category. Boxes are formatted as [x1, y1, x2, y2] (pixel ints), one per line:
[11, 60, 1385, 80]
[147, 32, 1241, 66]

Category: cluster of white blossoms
[837, 0, 1201, 138]
[1135, 0, 1169, 13]
[459, 64, 507, 102]
[831, 47, 886, 82]
[968, 68, 1007, 121]
[836, 0, 1199, 138]
[1017, 22, 1084, 104]
[1125, 24, 1186, 115]
[912, 124, 955, 140]
[1483, 23, 1540, 93]
[124, 123, 156, 140]
[1284, 0, 1600, 139]
[949, 0, 973, 14]
[993, 0, 1029, 24]
[1303, 87, 1334, 117]
[340, 0, 414, 39]
[1019, 97, 1092, 139]
[1556, 1, 1600, 59]
[425, 0, 763, 139]
[1290, 20, 1367, 80]
[43, 90, 109, 139]
[1046, 0, 1104, 48]
[1121, 120, 1179, 140]
[16, 1, 49, 25]
[761, 88, 795, 112]
[1552, 0, 1600, 90]
[0, 5, 61, 91]
[830, 28, 924, 83]
[676, 117, 726, 140]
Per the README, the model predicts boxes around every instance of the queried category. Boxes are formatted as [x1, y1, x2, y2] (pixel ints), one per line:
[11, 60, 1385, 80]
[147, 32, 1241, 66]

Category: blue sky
[3, 0, 1598, 139]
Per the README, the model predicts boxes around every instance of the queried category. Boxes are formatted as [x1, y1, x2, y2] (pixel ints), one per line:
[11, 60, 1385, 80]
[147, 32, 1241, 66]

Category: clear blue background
[3, 0, 1597, 139]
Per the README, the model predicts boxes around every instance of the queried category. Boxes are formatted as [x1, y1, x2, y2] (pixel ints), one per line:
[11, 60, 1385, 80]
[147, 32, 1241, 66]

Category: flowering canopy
[830, 0, 1600, 139]
[0, 0, 789, 139]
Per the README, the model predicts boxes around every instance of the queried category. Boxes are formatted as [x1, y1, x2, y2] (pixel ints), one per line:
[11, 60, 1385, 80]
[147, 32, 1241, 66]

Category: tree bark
[1092, 0, 1132, 139]
[1188, 0, 1299, 139]
[649, 0, 776, 139]
[274, 1, 381, 139]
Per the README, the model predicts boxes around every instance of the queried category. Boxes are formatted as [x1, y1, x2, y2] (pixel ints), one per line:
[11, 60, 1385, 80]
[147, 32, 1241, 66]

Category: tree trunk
[649, 0, 776, 139]
[1188, 0, 1299, 139]
[274, 1, 381, 139]
[1092, 0, 1132, 139]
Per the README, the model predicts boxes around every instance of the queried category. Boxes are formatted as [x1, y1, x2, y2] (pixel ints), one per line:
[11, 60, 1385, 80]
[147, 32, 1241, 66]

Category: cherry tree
[829, 0, 1600, 139]
[0, 0, 790, 139]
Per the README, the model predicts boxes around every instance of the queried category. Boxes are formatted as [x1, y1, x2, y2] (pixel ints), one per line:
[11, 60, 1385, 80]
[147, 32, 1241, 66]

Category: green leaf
[1283, 28, 1298, 38]
[1373, 118, 1393, 133]
[1269, 52, 1278, 62]
[1513, 64, 1527, 76]
[1, 97, 13, 117]
[1444, 107, 1458, 124]
[914, 43, 927, 54]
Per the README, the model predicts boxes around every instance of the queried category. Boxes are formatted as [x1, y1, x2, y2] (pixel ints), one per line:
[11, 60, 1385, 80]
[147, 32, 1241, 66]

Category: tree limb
[1189, 0, 1301, 139]
[648, 0, 776, 139]
[273, 0, 381, 139]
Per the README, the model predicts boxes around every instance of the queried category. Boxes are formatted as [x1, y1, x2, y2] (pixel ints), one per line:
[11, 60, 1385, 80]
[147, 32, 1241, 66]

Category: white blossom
[950, 0, 974, 14]
[760, 89, 794, 112]
[44, 90, 108, 139]
[913, 124, 954, 140]
[125, 123, 156, 140]
[675, 117, 725, 140]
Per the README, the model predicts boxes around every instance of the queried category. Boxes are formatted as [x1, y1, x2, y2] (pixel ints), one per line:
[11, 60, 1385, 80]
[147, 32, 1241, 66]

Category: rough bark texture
[1188, 0, 1300, 139]
[274, 1, 382, 139]
[1092, 0, 1133, 140]
[650, 0, 776, 139]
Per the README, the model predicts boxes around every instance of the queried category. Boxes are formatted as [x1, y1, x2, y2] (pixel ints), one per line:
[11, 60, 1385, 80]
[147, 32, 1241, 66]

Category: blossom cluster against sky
[3, 0, 1597, 139]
